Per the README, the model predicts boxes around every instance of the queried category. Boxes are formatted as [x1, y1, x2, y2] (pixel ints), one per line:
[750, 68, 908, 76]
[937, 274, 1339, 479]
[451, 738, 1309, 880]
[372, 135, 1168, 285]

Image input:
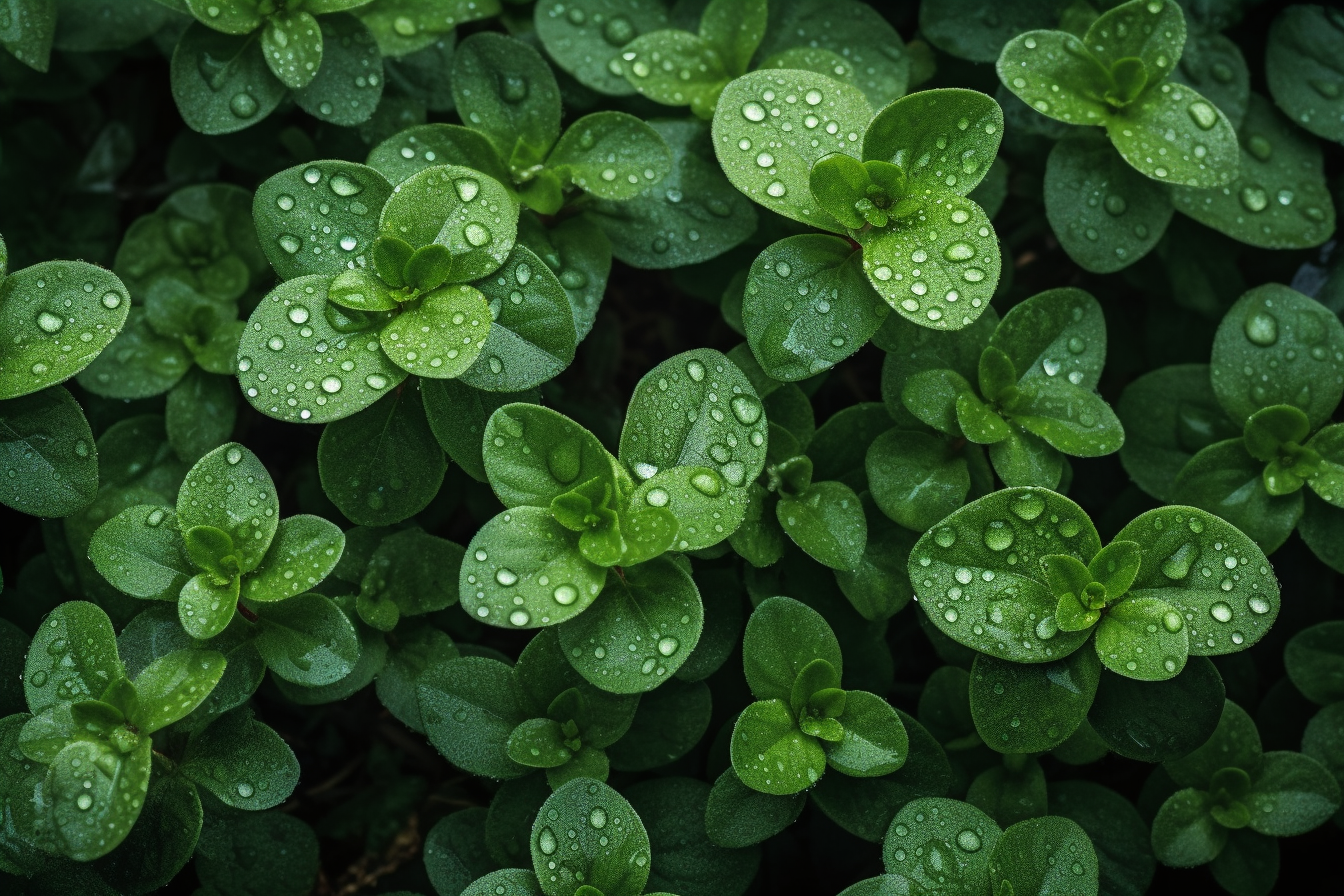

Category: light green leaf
[632, 466, 747, 552]
[170, 23, 286, 135]
[0, 386, 99, 517]
[89, 505, 193, 600]
[548, 112, 672, 200]
[859, 194, 1000, 330]
[533, 0, 668, 96]
[825, 689, 908, 777]
[1010, 380, 1125, 457]
[558, 556, 703, 694]
[616, 30, 727, 115]
[777, 479, 867, 571]
[241, 514, 344, 603]
[0, 260, 130, 399]
[366, 123, 512, 187]
[882, 797, 1001, 891]
[317, 385, 446, 526]
[619, 347, 767, 490]
[1045, 132, 1173, 272]
[46, 737, 151, 860]
[742, 595, 842, 703]
[1108, 80, 1239, 188]
[1170, 439, 1301, 552]
[1115, 504, 1279, 656]
[996, 29, 1113, 126]
[237, 276, 408, 424]
[379, 283, 491, 378]
[863, 88, 1003, 196]
[1094, 595, 1190, 681]
[177, 441, 277, 573]
[379, 164, 519, 282]
[530, 779, 651, 896]
[253, 161, 393, 281]
[129, 647, 226, 733]
[987, 815, 1098, 895]
[460, 505, 607, 629]
[179, 573, 239, 640]
[460, 246, 578, 392]
[1172, 95, 1335, 249]
[261, 9, 323, 90]
[730, 698, 826, 795]
[25, 600, 124, 713]
[452, 32, 561, 168]
[712, 69, 871, 232]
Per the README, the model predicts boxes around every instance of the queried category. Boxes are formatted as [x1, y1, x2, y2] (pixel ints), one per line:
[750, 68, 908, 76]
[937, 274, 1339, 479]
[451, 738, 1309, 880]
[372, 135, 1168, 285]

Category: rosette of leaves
[460, 778, 665, 896]
[76, 184, 271, 461]
[171, 0, 391, 133]
[910, 486, 1279, 686]
[416, 628, 637, 790]
[883, 287, 1121, 491]
[728, 596, 908, 796]
[1150, 700, 1341, 896]
[367, 32, 672, 217]
[87, 443, 358, 693]
[840, 797, 1100, 896]
[1118, 283, 1344, 570]
[0, 237, 131, 516]
[1, 600, 299, 875]
[238, 158, 583, 462]
[715, 71, 1005, 340]
[997, 0, 1239, 188]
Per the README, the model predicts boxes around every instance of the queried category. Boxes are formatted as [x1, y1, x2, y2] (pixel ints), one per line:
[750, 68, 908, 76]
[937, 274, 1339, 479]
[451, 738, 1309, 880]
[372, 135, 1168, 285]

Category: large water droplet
[983, 521, 1014, 551]
[742, 102, 766, 121]
[329, 173, 362, 196]
[1188, 101, 1218, 130]
[1243, 308, 1278, 346]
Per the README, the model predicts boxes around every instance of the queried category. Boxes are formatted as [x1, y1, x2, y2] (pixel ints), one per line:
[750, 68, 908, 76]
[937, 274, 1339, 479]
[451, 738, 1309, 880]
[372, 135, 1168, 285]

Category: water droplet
[554, 585, 578, 605]
[101, 292, 122, 309]
[944, 242, 975, 261]
[1188, 101, 1218, 130]
[236, 782, 254, 798]
[36, 311, 63, 333]
[276, 194, 295, 211]
[1248, 596, 1271, 615]
[645, 488, 670, 507]
[538, 827, 557, 855]
[957, 830, 982, 852]
[686, 359, 705, 381]
[329, 173, 362, 196]
[742, 102, 766, 121]
[464, 223, 490, 246]
[365, 374, 389, 390]
[1162, 610, 1184, 633]
[225, 447, 243, 465]
[730, 395, 762, 425]
[691, 471, 722, 496]
[230, 92, 258, 118]
[1210, 602, 1233, 623]
[303, 167, 322, 185]
[1247, 135, 1272, 161]
[320, 375, 342, 393]
[496, 568, 518, 586]
[1243, 309, 1278, 346]
[509, 609, 530, 626]
[944, 608, 959, 623]
[657, 636, 679, 657]
[983, 521, 1014, 551]
[288, 305, 310, 325]
[1239, 186, 1268, 213]
[1104, 195, 1127, 216]
[278, 234, 301, 254]
[934, 527, 957, 547]
[766, 181, 787, 198]
[1011, 492, 1045, 521]
[76, 793, 93, 810]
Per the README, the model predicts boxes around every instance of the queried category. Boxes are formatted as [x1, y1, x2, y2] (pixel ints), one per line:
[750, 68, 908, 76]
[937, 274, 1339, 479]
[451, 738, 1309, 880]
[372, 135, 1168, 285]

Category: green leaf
[996, 29, 1113, 126]
[261, 9, 322, 90]
[558, 556, 703, 694]
[616, 29, 727, 115]
[1213, 284, 1344, 430]
[317, 385, 447, 526]
[419, 655, 528, 779]
[712, 69, 871, 232]
[1088, 655, 1225, 762]
[90, 754, 202, 895]
[423, 381, 538, 483]
[1094, 595, 1190, 681]
[0, 0, 55, 71]
[728, 481, 786, 567]
[462, 505, 607, 629]
[882, 797, 1001, 892]
[1285, 620, 1344, 705]
[835, 494, 917, 622]
[1045, 133, 1172, 272]
[858, 194, 1000, 330]
[252, 592, 360, 686]
[967, 759, 1048, 827]
[1049, 780, 1155, 896]
[516, 212, 611, 340]
[507, 717, 573, 769]
[777, 479, 867, 571]
[743, 595, 843, 703]
[379, 164, 519, 283]
[1171, 439, 1302, 552]
[731, 698, 826, 794]
[921, 0, 1064, 64]
[530, 778, 650, 896]
[1009, 380, 1125, 457]
[625, 776, 761, 896]
[987, 815, 1098, 895]
[864, 88, 1003, 197]
[1245, 751, 1341, 837]
[1172, 95, 1334, 249]
[548, 112, 672, 201]
[970, 647, 1101, 754]
[195, 806, 318, 896]
[866, 429, 971, 531]
[241, 514, 344, 603]
[178, 571, 239, 640]
[704, 766, 806, 848]
[988, 428, 1059, 493]
[380, 284, 492, 378]
[460, 247, 578, 392]
[533, 0, 669, 96]
[744, 234, 886, 381]
[24, 600, 123, 713]
[1265, 4, 1344, 145]
[1114, 504, 1280, 656]
[253, 161, 393, 281]
[1165, 699, 1263, 789]
[587, 120, 757, 270]
[1305, 425, 1344, 507]
[754, 0, 910, 107]
[291, 12, 384, 126]
[825, 689, 908, 777]
[178, 442, 277, 574]
[1152, 788, 1227, 866]
[424, 808, 495, 896]
[366, 123, 512, 188]
[606, 678, 711, 771]
[76, 307, 193, 400]
[238, 275, 409, 424]
[167, 370, 239, 463]
[129, 647, 225, 733]
[1210, 828, 1279, 896]
[0, 386, 98, 517]
[45, 736, 151, 860]
[631, 465, 747, 552]
[0, 260, 130, 399]
[698, 0, 766, 76]
[1117, 364, 1237, 502]
[170, 23, 285, 134]
[909, 487, 1100, 663]
[464, 869, 545, 896]
[452, 32, 561, 168]
[1108, 79, 1239, 188]
[619, 348, 768, 490]
[181, 706, 299, 809]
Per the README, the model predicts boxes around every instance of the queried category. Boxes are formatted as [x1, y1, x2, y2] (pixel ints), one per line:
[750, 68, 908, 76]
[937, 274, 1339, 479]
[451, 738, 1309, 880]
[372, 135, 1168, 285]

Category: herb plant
[2, 2, 1342, 896]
